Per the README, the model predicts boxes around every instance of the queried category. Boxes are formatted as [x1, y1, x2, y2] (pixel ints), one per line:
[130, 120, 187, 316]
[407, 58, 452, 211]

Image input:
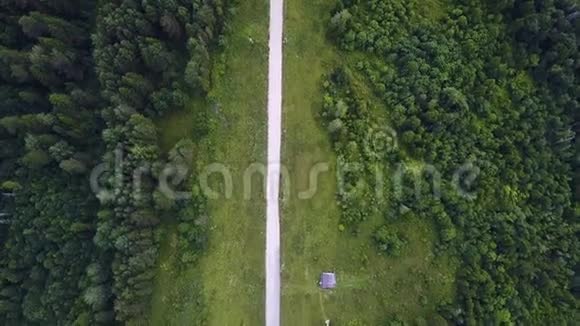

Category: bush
[374, 226, 405, 257]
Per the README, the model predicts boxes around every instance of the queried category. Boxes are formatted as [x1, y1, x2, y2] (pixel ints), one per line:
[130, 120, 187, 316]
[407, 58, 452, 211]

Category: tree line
[0, 0, 231, 324]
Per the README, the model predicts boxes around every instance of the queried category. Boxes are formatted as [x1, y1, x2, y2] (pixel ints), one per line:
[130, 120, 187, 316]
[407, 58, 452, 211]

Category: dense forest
[0, 0, 230, 324]
[323, 0, 579, 324]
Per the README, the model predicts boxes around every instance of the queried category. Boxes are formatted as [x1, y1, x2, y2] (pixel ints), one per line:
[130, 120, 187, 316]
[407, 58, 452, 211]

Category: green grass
[156, 98, 207, 152]
[281, 0, 457, 324]
[149, 0, 269, 324]
[150, 0, 456, 324]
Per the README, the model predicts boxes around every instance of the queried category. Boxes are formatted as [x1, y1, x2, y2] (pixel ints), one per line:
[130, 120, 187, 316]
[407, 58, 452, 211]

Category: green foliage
[374, 226, 405, 257]
[321, 71, 383, 230]
[139, 37, 173, 73]
[89, 0, 232, 322]
[153, 190, 176, 211]
[21, 150, 51, 169]
[324, 0, 579, 324]
[185, 38, 211, 92]
[0, 181, 21, 192]
[0, 0, 231, 324]
[0, 170, 99, 324]
[48, 140, 74, 162]
[59, 158, 87, 175]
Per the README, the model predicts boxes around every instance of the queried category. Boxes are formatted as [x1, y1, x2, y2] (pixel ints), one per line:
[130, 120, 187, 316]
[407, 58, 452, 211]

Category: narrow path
[266, 0, 283, 325]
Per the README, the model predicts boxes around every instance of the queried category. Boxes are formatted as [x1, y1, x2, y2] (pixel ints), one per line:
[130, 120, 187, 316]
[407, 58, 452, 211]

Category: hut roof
[320, 272, 336, 289]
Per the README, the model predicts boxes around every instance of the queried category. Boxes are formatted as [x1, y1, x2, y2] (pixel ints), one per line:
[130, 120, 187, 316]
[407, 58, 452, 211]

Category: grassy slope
[282, 0, 456, 324]
[150, 0, 269, 324]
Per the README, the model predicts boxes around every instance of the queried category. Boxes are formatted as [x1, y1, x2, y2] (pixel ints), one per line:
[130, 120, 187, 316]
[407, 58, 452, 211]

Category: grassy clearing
[281, 0, 456, 324]
[150, 0, 269, 324]
[156, 98, 205, 152]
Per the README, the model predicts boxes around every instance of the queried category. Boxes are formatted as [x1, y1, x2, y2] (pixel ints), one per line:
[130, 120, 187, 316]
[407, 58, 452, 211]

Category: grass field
[150, 0, 269, 324]
[281, 0, 457, 324]
[150, 0, 455, 324]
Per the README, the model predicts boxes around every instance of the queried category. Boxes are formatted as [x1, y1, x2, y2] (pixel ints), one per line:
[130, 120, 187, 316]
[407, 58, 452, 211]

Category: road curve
[266, 0, 283, 325]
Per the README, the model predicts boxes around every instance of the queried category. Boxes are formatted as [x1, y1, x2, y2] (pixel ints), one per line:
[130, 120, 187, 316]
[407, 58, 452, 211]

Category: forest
[323, 0, 579, 324]
[0, 0, 578, 324]
[0, 0, 229, 324]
